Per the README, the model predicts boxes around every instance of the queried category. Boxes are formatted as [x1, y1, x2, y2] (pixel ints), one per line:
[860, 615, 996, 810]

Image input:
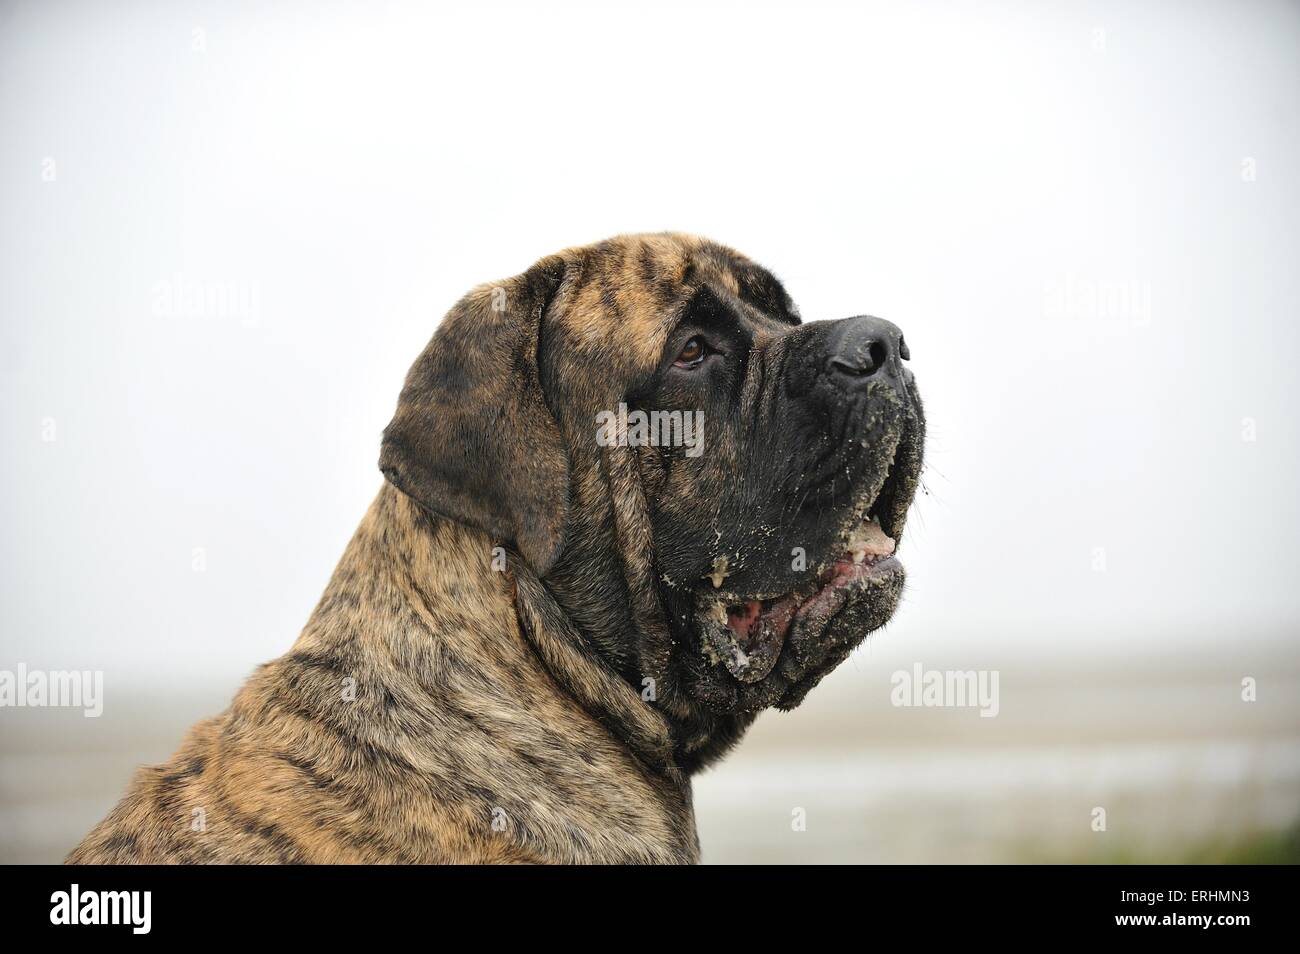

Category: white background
[1, 0, 1298, 862]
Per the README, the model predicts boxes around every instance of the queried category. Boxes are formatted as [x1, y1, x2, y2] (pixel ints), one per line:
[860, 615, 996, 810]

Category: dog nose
[826, 315, 909, 387]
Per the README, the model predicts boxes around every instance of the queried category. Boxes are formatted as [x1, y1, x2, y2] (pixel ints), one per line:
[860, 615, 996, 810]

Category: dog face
[381, 234, 924, 759]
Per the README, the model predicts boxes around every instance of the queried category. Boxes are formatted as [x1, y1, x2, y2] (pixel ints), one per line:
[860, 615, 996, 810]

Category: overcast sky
[2, 0, 1298, 686]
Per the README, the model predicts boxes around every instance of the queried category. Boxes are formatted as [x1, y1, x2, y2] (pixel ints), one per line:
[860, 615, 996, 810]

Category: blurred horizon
[4, 635, 1297, 864]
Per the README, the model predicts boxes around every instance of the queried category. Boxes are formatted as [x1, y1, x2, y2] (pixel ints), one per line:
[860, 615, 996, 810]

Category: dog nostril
[899, 336, 910, 361]
[831, 340, 888, 377]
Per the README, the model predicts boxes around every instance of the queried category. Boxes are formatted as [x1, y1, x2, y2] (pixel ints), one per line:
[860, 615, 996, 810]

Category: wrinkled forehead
[552, 234, 796, 368]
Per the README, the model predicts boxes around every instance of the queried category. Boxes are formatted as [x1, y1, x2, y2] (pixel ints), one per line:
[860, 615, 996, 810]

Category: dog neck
[350, 486, 682, 770]
[291, 484, 699, 862]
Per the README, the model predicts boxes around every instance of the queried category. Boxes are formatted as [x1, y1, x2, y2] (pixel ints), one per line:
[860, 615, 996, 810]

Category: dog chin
[695, 511, 905, 690]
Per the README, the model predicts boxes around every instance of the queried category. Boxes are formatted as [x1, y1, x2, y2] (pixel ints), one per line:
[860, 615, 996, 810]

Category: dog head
[381, 234, 924, 765]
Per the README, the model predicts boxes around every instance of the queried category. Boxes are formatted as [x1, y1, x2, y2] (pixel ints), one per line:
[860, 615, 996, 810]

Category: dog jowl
[70, 233, 924, 864]
[630, 273, 923, 728]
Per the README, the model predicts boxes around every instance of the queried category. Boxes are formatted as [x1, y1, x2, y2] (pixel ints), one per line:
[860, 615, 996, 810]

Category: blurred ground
[2, 638, 1297, 864]
[693, 639, 1300, 864]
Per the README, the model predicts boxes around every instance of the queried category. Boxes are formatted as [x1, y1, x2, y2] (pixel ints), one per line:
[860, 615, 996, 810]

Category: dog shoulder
[66, 714, 228, 863]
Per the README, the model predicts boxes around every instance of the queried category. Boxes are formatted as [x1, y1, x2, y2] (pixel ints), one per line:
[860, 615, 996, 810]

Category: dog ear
[380, 255, 571, 574]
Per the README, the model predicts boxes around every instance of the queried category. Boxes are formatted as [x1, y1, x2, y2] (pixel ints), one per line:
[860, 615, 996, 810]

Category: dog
[68, 233, 924, 863]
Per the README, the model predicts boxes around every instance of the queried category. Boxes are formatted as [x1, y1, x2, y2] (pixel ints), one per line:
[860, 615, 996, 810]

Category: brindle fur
[69, 234, 922, 864]
[70, 487, 694, 863]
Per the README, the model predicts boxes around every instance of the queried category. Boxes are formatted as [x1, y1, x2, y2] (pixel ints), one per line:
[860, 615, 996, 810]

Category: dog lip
[701, 446, 910, 683]
[716, 538, 901, 682]
[720, 592, 801, 682]
[722, 551, 901, 622]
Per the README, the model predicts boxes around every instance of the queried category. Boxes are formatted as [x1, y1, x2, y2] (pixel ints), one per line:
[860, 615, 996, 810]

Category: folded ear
[380, 256, 571, 574]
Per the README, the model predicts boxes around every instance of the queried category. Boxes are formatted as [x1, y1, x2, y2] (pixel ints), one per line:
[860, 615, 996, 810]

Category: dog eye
[674, 337, 708, 368]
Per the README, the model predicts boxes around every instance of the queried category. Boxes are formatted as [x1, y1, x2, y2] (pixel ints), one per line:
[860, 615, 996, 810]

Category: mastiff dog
[69, 233, 924, 864]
